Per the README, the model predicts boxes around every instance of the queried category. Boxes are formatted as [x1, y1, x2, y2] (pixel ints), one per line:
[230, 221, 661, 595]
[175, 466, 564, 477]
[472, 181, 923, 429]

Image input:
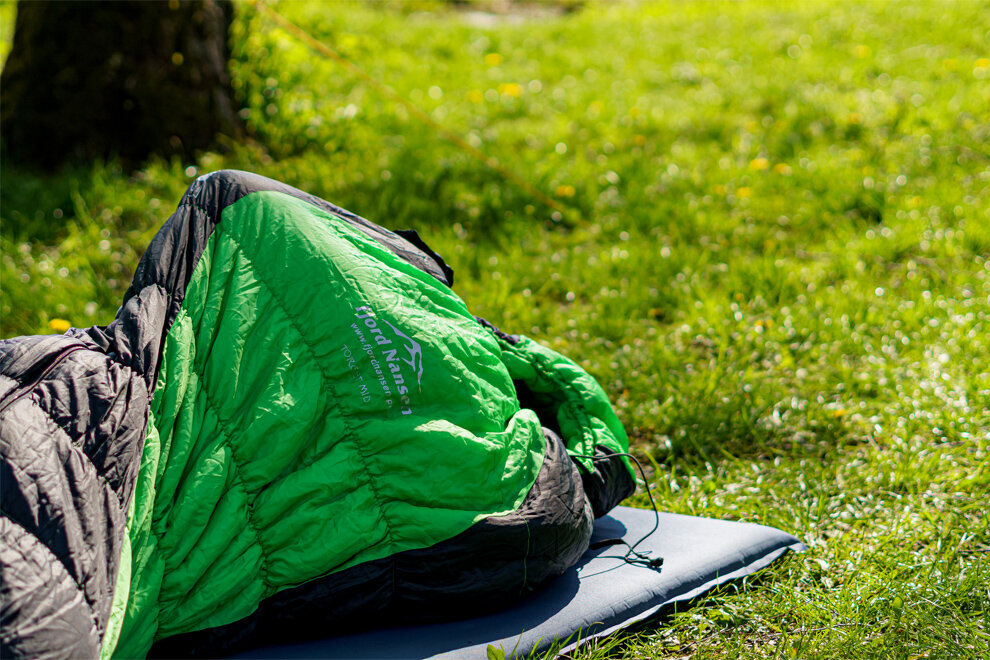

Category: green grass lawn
[3, 0, 989, 657]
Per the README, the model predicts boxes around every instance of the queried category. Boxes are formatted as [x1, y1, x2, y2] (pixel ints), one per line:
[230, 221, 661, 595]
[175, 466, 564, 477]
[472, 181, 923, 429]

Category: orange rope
[250, 0, 574, 223]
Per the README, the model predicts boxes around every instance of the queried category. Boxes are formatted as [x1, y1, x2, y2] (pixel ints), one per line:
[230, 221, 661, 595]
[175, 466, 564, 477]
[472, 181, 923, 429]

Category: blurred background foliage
[2, 1, 990, 656]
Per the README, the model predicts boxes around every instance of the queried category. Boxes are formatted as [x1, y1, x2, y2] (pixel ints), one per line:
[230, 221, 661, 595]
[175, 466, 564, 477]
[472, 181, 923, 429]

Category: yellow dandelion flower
[555, 184, 576, 198]
[773, 163, 792, 175]
[633, 134, 647, 146]
[853, 45, 871, 59]
[484, 53, 503, 67]
[976, 58, 990, 69]
[847, 112, 861, 124]
[832, 408, 848, 418]
[49, 318, 71, 333]
[749, 157, 770, 171]
[497, 83, 522, 98]
[908, 196, 922, 208]
[629, 106, 640, 118]
[942, 58, 958, 71]
[468, 90, 484, 103]
[714, 184, 726, 195]
[737, 187, 752, 198]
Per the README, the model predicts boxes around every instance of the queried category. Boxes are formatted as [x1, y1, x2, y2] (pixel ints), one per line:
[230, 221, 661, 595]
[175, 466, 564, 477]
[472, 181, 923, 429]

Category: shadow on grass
[0, 161, 97, 243]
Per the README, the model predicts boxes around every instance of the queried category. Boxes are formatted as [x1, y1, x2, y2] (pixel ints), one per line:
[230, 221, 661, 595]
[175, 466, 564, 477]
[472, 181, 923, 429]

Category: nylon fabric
[498, 335, 632, 478]
[148, 430, 593, 658]
[0, 332, 149, 659]
[114, 189, 549, 655]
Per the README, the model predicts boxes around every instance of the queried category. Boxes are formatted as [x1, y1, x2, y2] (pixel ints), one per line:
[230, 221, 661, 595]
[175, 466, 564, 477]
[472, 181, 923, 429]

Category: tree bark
[0, 0, 242, 171]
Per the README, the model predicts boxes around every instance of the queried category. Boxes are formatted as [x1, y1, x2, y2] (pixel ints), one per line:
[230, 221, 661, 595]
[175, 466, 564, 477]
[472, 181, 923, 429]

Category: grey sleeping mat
[236, 506, 805, 658]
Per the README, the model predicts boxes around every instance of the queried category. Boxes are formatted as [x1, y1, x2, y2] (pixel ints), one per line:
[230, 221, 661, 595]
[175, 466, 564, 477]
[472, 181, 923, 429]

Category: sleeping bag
[0, 170, 635, 658]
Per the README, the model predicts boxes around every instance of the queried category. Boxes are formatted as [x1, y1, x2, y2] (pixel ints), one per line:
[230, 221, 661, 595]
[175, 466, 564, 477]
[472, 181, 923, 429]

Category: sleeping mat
[234, 505, 805, 658]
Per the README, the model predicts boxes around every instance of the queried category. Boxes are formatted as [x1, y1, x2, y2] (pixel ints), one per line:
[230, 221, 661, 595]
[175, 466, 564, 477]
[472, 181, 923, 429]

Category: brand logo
[353, 306, 424, 414]
[382, 320, 423, 390]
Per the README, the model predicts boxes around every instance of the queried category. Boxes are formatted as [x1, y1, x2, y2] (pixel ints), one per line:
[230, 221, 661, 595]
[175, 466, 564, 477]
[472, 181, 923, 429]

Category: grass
[3, 0, 990, 657]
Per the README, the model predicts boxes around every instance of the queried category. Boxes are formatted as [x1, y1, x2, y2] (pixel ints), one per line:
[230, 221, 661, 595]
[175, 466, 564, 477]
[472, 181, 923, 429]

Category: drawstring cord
[578, 451, 664, 571]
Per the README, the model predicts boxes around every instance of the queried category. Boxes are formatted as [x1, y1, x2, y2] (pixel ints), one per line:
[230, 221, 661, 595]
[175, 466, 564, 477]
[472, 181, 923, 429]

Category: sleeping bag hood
[0, 170, 634, 658]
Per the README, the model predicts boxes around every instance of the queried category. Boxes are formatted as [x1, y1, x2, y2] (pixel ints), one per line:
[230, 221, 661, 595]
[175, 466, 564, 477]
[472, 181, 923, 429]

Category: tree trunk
[0, 0, 242, 171]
